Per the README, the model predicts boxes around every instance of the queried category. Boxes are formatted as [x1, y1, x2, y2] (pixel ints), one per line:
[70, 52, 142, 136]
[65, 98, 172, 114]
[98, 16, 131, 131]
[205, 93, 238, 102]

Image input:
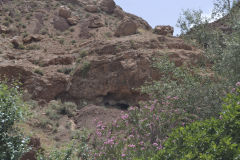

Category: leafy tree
[148, 82, 240, 160]
[0, 82, 29, 160]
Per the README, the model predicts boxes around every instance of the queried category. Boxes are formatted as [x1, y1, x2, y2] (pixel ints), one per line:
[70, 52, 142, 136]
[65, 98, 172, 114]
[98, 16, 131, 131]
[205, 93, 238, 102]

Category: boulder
[153, 25, 174, 36]
[58, 6, 71, 19]
[67, 17, 78, 25]
[88, 16, 104, 28]
[113, 6, 125, 19]
[23, 34, 43, 44]
[114, 19, 137, 37]
[53, 17, 70, 31]
[85, 5, 99, 13]
[99, 0, 116, 14]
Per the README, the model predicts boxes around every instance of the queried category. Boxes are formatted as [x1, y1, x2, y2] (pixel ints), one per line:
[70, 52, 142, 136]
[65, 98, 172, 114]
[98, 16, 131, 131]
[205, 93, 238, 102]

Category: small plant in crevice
[57, 67, 73, 75]
[79, 61, 91, 78]
[34, 69, 44, 76]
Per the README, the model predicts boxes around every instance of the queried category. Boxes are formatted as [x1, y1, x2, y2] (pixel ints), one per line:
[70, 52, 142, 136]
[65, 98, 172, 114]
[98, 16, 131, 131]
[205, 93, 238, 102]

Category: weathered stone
[85, 5, 99, 13]
[67, 17, 78, 25]
[23, 34, 43, 44]
[88, 16, 104, 28]
[113, 6, 125, 19]
[58, 6, 71, 19]
[99, 0, 116, 14]
[153, 25, 174, 36]
[114, 19, 137, 37]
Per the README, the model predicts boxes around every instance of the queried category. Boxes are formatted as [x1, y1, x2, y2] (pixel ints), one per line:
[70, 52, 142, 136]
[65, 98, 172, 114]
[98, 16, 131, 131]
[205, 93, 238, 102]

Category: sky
[114, 0, 215, 35]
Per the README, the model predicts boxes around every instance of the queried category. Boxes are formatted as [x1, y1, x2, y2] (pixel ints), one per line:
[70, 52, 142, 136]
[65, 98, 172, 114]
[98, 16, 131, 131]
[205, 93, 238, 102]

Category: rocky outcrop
[68, 52, 153, 104]
[114, 19, 137, 37]
[88, 16, 104, 28]
[99, 0, 116, 14]
[126, 13, 152, 30]
[154, 25, 174, 36]
[23, 34, 43, 44]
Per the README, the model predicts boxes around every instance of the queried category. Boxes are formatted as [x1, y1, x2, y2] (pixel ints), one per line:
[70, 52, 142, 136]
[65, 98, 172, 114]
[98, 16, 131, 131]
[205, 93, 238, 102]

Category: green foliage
[141, 55, 225, 119]
[80, 61, 91, 77]
[151, 83, 240, 160]
[177, 0, 240, 84]
[57, 68, 73, 75]
[48, 100, 77, 118]
[0, 82, 29, 160]
[37, 142, 75, 160]
[38, 129, 94, 160]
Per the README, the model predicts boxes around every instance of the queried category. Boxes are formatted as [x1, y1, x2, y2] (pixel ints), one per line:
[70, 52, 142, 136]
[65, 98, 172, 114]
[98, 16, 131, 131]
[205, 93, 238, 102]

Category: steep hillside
[0, 0, 206, 157]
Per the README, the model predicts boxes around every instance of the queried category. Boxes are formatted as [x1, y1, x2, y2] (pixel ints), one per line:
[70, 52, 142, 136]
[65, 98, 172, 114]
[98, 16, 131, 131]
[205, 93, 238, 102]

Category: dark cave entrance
[103, 92, 131, 110]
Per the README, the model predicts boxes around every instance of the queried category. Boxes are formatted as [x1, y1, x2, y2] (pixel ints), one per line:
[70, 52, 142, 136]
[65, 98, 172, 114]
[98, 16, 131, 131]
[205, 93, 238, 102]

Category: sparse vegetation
[26, 44, 41, 50]
[34, 69, 44, 76]
[57, 67, 73, 75]
[80, 61, 91, 77]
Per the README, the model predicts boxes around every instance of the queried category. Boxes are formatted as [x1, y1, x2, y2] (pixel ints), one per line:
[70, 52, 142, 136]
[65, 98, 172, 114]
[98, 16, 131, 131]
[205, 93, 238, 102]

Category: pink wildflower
[121, 114, 129, 120]
[150, 105, 155, 112]
[129, 135, 134, 138]
[128, 144, 136, 148]
[129, 106, 135, 111]
[104, 138, 115, 145]
[153, 143, 158, 147]
[236, 82, 240, 86]
[219, 115, 223, 120]
[173, 96, 179, 100]
[122, 154, 126, 157]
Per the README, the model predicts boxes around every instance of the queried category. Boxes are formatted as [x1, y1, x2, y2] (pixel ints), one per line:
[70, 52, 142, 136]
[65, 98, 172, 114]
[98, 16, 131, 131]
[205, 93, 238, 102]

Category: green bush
[150, 82, 240, 160]
[0, 82, 29, 159]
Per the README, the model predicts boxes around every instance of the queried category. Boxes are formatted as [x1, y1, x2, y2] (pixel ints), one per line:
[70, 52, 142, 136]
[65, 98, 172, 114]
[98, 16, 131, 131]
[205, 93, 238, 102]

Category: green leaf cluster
[150, 86, 240, 160]
[0, 82, 29, 160]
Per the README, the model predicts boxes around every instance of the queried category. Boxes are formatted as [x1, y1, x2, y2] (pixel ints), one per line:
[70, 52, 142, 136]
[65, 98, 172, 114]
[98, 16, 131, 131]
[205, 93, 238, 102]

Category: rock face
[154, 25, 174, 36]
[85, 5, 99, 13]
[99, 0, 116, 14]
[114, 19, 137, 37]
[88, 16, 104, 28]
[0, 0, 203, 109]
[68, 52, 153, 105]
[58, 6, 71, 19]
